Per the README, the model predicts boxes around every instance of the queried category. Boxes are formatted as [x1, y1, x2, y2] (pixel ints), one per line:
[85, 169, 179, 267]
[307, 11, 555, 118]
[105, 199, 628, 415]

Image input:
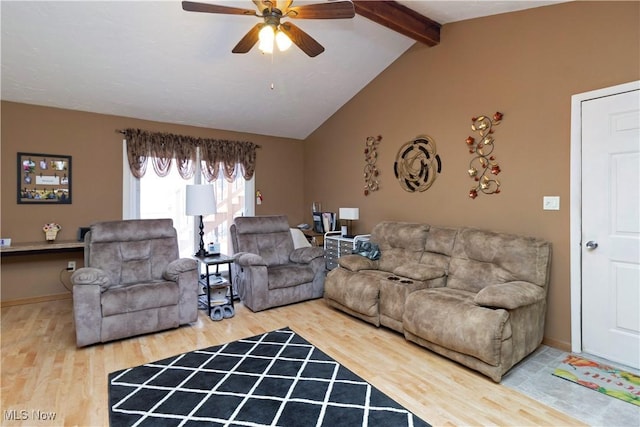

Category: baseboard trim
[1, 292, 71, 307]
[542, 336, 571, 352]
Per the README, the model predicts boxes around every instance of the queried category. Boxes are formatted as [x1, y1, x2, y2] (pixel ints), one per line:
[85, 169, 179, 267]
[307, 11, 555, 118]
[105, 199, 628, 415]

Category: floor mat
[553, 354, 640, 407]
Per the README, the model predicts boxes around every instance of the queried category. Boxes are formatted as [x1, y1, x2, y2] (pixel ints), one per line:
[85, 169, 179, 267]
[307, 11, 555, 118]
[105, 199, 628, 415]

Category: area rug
[108, 327, 430, 426]
[553, 354, 640, 407]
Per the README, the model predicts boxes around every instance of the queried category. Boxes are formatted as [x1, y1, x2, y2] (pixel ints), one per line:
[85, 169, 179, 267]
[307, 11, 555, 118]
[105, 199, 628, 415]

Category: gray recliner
[71, 219, 198, 347]
[231, 215, 326, 312]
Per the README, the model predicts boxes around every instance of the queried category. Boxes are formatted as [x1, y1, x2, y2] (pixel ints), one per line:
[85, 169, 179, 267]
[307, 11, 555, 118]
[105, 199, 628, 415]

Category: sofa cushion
[371, 222, 430, 272]
[235, 232, 294, 267]
[424, 226, 458, 256]
[338, 255, 378, 272]
[267, 264, 315, 290]
[393, 263, 446, 281]
[379, 274, 446, 328]
[89, 219, 180, 285]
[101, 281, 179, 316]
[403, 288, 512, 367]
[447, 258, 517, 293]
[233, 215, 295, 267]
[324, 268, 382, 318]
[448, 228, 551, 292]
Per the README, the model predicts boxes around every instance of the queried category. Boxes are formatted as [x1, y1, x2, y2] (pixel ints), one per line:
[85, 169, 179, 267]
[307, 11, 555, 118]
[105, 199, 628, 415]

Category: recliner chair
[231, 215, 326, 312]
[71, 219, 198, 347]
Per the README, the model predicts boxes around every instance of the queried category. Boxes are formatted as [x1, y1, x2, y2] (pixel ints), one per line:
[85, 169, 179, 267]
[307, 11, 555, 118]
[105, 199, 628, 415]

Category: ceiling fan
[182, 0, 356, 57]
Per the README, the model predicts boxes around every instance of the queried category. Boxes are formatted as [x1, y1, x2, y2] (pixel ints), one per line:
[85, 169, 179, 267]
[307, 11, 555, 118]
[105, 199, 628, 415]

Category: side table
[193, 254, 235, 320]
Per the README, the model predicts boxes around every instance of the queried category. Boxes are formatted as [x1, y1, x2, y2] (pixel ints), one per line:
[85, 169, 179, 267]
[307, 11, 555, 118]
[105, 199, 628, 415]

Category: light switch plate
[543, 196, 560, 210]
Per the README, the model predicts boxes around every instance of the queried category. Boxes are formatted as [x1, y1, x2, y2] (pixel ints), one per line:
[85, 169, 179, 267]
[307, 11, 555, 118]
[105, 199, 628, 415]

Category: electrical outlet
[67, 261, 76, 271]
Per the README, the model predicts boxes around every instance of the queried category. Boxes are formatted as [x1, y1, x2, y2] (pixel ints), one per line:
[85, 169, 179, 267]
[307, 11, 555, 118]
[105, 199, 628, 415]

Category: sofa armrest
[72, 281, 102, 346]
[290, 246, 324, 264]
[71, 267, 111, 292]
[234, 252, 268, 267]
[163, 258, 197, 281]
[338, 254, 379, 272]
[474, 281, 546, 310]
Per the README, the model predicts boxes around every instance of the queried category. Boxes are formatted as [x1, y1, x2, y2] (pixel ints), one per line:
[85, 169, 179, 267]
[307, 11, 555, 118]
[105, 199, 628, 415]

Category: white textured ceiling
[1, 1, 565, 140]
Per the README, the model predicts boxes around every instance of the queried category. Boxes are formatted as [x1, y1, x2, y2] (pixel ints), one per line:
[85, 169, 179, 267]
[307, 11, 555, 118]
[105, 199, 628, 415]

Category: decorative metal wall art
[363, 135, 381, 196]
[394, 135, 442, 192]
[466, 112, 503, 199]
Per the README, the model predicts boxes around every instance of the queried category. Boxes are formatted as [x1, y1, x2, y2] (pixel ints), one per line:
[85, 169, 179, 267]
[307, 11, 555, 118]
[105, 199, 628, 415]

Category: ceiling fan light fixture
[258, 24, 275, 53]
[275, 29, 292, 51]
[183, 0, 355, 57]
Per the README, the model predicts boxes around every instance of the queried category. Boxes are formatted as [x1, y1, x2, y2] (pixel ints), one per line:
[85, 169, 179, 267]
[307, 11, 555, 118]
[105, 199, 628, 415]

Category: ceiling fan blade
[232, 23, 263, 53]
[274, 0, 293, 13]
[279, 22, 325, 57]
[182, 1, 257, 16]
[287, 1, 355, 19]
[252, 0, 269, 13]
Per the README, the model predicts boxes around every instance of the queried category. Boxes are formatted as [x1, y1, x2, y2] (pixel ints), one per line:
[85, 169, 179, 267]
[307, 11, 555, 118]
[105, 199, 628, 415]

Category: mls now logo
[4, 409, 56, 421]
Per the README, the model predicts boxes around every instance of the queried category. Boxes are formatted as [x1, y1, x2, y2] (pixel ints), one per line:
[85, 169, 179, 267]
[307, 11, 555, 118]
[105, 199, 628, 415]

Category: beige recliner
[71, 219, 198, 347]
[230, 215, 326, 312]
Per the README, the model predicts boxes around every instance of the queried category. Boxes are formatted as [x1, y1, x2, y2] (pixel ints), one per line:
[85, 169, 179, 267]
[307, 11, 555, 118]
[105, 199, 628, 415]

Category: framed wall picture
[17, 152, 72, 204]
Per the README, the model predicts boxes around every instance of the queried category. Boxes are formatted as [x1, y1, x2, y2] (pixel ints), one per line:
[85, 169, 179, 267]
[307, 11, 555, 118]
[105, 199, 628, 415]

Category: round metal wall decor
[393, 135, 442, 192]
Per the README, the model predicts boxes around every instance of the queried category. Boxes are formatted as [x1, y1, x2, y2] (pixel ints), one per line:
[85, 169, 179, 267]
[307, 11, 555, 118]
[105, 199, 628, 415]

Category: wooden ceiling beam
[352, 1, 441, 47]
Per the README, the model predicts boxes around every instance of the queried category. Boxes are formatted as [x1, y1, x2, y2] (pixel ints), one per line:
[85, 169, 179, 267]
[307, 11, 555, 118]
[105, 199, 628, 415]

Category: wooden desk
[0, 240, 84, 256]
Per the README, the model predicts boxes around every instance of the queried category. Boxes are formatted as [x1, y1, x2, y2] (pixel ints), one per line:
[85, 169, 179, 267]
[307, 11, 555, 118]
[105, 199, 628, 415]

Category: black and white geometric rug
[108, 327, 430, 426]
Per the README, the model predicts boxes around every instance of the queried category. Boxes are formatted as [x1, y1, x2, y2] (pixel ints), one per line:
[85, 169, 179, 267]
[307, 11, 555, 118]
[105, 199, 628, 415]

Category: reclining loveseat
[324, 221, 552, 382]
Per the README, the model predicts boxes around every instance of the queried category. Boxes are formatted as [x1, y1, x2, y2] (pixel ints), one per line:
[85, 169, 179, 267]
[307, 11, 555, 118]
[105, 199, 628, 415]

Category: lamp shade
[339, 207, 359, 220]
[186, 185, 217, 216]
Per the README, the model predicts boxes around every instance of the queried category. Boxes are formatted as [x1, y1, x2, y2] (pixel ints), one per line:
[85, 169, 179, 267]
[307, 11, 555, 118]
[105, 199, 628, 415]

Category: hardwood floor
[0, 298, 585, 426]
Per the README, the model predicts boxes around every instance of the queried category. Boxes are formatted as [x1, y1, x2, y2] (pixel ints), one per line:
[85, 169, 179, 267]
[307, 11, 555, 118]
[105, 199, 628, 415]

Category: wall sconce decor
[363, 135, 381, 196]
[394, 135, 442, 192]
[466, 112, 503, 199]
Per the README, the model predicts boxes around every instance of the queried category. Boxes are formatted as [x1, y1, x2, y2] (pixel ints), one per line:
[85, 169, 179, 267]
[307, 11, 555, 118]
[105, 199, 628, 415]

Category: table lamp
[339, 207, 359, 238]
[186, 184, 217, 257]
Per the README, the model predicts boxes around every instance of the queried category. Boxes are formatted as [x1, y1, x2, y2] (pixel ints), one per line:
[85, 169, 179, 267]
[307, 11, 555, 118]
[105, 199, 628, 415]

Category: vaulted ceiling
[1, 1, 565, 139]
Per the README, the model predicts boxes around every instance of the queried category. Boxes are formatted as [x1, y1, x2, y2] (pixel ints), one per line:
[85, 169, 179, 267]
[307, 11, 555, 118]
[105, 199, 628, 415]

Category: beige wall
[1, 102, 304, 301]
[303, 1, 639, 349]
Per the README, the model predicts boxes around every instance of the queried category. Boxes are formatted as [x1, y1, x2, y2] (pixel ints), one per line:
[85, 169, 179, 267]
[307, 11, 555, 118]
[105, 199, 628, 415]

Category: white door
[581, 88, 640, 369]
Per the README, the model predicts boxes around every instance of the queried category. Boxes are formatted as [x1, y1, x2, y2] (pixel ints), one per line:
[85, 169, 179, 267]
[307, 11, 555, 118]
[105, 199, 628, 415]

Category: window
[123, 142, 254, 259]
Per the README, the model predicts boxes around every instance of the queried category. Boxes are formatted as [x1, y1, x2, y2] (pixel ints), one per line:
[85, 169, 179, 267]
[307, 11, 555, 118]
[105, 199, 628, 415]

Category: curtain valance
[123, 128, 259, 182]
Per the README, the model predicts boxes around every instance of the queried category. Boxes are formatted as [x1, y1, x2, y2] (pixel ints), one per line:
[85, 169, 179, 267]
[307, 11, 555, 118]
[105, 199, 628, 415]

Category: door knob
[585, 240, 598, 250]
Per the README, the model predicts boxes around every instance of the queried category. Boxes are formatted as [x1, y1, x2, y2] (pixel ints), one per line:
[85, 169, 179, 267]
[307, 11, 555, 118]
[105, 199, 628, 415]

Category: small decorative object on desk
[208, 242, 221, 255]
[43, 222, 61, 241]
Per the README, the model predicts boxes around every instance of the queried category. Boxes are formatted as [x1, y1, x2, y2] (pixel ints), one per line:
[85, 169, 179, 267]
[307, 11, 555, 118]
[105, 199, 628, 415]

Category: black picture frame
[17, 152, 72, 204]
